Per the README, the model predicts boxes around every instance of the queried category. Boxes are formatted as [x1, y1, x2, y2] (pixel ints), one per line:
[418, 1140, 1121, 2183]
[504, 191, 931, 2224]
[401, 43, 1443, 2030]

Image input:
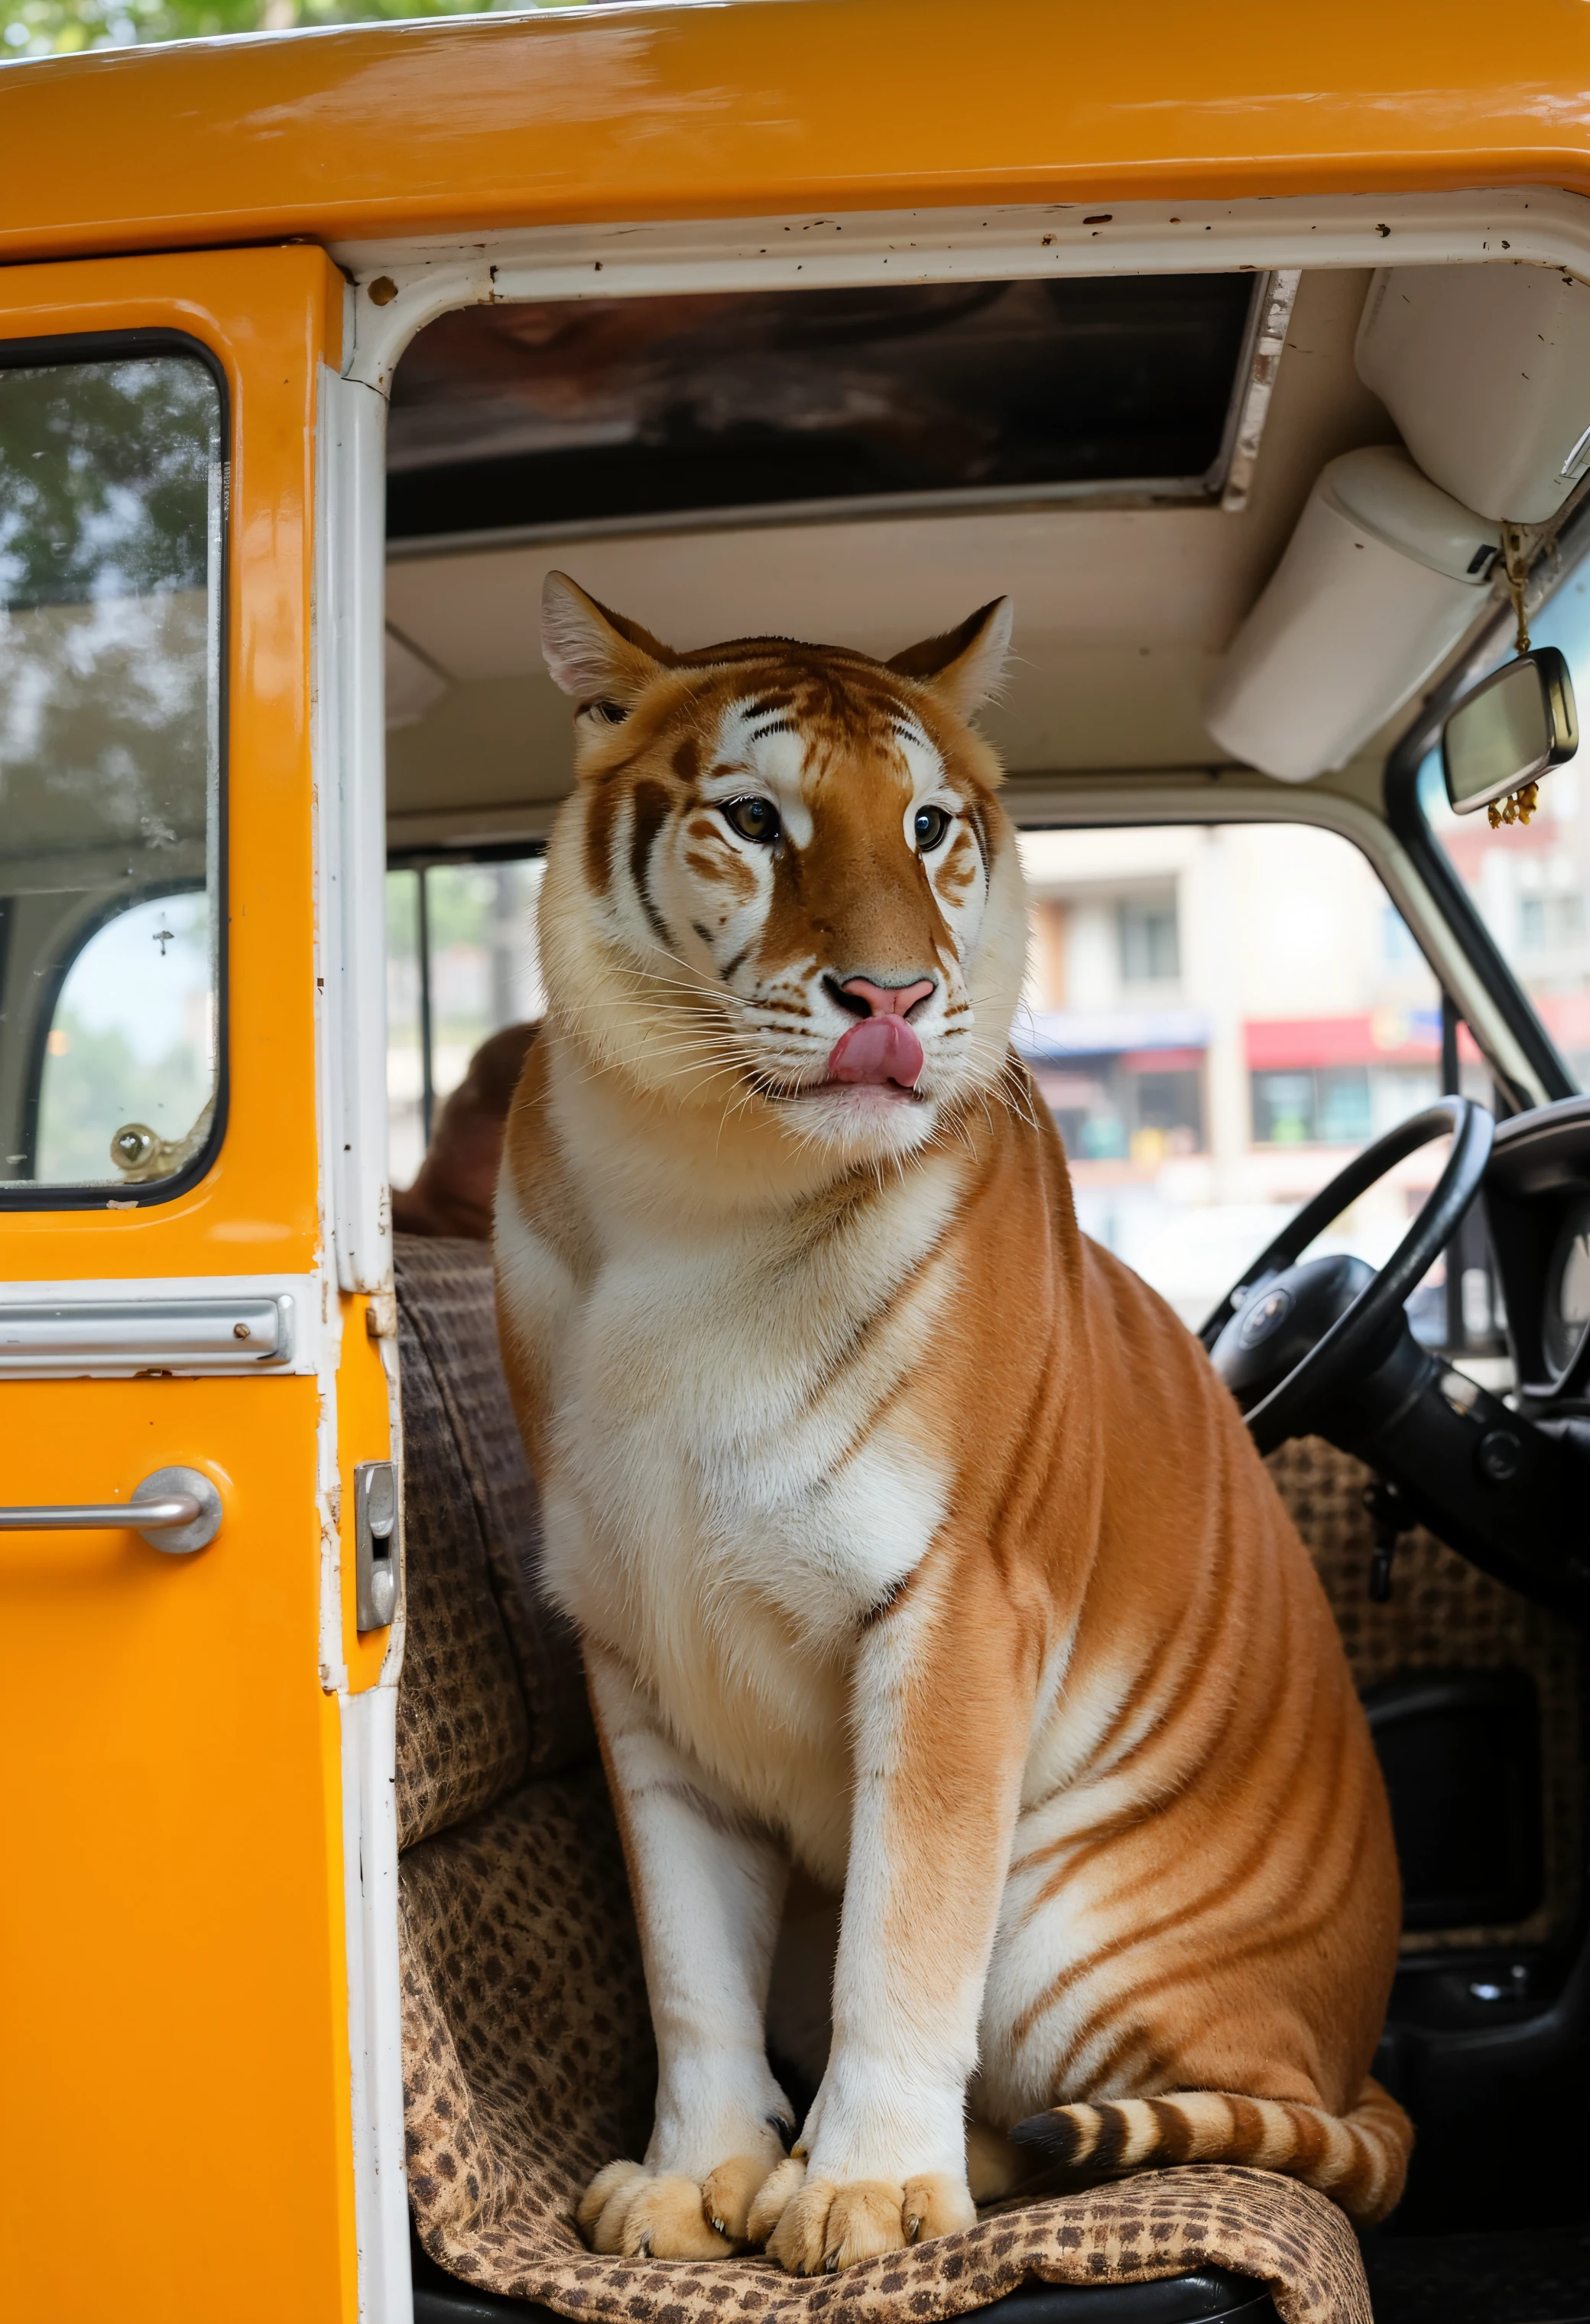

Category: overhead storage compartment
[1356, 263, 1590, 523]
[1204, 446, 1500, 782]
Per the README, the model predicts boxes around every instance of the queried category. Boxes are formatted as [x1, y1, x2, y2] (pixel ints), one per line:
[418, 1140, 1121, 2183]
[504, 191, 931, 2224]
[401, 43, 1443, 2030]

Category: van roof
[0, 0, 1585, 269]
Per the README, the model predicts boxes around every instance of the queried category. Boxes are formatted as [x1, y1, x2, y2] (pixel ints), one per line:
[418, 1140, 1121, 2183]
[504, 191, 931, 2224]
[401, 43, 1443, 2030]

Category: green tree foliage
[1, 355, 215, 606]
[0, 357, 216, 885]
[35, 1007, 212, 1183]
[1, 0, 573, 62]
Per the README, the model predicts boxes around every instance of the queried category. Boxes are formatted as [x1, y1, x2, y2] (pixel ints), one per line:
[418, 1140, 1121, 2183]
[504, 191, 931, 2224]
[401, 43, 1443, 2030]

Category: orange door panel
[0, 247, 382, 2324]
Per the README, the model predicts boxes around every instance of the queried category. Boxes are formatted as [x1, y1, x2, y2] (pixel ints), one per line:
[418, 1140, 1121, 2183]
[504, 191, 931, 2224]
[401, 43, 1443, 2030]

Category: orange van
[2, 8, 1589, 2321]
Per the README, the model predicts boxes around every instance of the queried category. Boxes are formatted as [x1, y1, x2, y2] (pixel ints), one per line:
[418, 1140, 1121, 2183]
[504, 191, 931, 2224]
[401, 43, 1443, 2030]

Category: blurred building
[1017, 821, 1459, 1324]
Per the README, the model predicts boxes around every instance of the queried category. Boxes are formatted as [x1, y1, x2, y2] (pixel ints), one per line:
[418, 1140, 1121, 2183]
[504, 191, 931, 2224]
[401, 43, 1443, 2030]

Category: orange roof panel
[2, 0, 1590, 265]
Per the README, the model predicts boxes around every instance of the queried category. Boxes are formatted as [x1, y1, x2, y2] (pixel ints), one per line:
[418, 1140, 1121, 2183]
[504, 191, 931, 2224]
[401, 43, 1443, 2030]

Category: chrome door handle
[0, 1466, 222, 1553]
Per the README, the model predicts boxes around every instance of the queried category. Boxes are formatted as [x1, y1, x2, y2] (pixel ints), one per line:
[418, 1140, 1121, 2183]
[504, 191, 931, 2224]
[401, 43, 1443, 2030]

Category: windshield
[1419, 549, 1590, 1089]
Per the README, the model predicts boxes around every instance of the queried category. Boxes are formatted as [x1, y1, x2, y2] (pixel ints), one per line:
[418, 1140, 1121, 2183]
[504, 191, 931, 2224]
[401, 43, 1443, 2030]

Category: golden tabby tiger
[494, 573, 1410, 2276]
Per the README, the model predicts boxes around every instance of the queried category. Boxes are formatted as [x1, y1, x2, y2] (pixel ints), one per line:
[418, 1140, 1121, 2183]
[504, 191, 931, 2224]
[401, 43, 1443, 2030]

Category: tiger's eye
[724, 797, 780, 845]
[589, 699, 628, 725]
[913, 805, 951, 852]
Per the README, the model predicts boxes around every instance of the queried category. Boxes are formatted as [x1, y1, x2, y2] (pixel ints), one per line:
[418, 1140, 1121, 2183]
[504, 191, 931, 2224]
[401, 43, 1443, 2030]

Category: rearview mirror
[1442, 645, 1578, 814]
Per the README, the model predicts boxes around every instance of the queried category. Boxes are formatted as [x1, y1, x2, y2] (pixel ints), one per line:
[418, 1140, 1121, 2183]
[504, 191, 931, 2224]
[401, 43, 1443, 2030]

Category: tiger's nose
[837, 975, 936, 1020]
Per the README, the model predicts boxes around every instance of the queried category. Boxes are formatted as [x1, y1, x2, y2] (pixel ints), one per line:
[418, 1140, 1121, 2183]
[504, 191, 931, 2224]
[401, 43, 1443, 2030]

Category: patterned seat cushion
[394, 1282, 528, 1849]
[399, 1767, 1369, 2324]
[395, 1235, 595, 1832]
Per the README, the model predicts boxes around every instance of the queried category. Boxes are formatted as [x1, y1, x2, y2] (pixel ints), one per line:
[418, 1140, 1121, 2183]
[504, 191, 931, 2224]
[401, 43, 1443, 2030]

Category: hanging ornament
[1488, 525, 1541, 828]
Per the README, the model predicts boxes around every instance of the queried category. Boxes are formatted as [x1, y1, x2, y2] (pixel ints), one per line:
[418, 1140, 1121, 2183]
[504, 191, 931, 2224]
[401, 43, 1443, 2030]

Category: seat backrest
[1267, 1435, 1582, 1952]
[394, 1234, 593, 1851]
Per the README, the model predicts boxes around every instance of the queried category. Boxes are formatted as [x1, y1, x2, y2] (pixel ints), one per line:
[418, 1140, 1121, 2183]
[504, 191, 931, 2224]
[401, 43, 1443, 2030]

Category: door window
[0, 342, 224, 1200]
[386, 857, 545, 1186]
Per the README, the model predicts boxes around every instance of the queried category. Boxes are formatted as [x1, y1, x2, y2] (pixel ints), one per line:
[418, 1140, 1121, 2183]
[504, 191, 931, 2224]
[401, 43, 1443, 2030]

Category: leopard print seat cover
[394, 1235, 1379, 2324]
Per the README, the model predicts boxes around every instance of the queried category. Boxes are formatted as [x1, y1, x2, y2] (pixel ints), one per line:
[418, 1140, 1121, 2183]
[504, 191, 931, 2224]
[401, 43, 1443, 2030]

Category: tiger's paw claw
[759, 2170, 974, 2274]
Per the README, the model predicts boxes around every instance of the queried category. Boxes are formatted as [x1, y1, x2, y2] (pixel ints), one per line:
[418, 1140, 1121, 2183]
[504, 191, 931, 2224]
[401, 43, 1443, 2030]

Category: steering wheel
[1201, 1097, 1494, 1456]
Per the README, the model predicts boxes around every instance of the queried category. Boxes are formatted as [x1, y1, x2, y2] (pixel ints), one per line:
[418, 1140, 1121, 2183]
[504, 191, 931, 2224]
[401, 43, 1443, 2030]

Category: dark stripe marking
[629, 781, 673, 949]
[1088, 2105, 1132, 2172]
[1146, 2099, 1197, 2164]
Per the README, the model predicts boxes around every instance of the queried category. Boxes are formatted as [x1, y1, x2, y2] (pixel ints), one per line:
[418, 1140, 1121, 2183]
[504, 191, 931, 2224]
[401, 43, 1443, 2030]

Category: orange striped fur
[495, 573, 1410, 2274]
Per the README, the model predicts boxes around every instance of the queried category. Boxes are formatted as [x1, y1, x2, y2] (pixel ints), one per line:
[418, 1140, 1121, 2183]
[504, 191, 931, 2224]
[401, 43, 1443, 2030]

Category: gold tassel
[1487, 779, 1540, 829]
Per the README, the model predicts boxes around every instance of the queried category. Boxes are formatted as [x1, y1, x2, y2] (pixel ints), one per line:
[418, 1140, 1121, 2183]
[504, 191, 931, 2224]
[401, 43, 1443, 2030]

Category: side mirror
[1442, 644, 1578, 814]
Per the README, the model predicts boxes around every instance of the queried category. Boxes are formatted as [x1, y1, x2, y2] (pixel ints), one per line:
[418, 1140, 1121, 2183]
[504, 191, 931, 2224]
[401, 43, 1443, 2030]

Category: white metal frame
[318, 358, 396, 1305]
[333, 186, 1590, 393]
[312, 336, 412, 2323]
[316, 181, 1590, 2321]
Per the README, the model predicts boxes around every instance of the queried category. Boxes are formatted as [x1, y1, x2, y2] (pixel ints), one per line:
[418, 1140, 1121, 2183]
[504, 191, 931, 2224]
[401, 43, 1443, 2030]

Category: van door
[0, 248, 395, 2324]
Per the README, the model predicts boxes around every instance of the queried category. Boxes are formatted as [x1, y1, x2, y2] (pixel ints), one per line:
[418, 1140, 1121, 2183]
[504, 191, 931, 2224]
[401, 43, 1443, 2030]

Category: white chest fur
[498, 1141, 965, 1878]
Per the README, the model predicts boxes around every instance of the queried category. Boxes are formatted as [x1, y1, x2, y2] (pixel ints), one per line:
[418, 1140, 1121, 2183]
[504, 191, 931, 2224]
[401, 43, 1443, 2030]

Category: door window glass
[1417, 548, 1590, 1089]
[34, 890, 214, 1185]
[0, 345, 223, 1199]
[1017, 822, 1468, 1342]
[386, 858, 545, 1187]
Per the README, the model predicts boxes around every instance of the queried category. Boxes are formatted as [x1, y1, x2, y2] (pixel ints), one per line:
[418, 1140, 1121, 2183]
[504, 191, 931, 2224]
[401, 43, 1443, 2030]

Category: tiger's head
[536, 572, 1029, 1173]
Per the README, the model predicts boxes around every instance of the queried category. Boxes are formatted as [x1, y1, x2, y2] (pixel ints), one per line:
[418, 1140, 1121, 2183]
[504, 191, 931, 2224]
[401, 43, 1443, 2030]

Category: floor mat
[1361, 2224, 1590, 2322]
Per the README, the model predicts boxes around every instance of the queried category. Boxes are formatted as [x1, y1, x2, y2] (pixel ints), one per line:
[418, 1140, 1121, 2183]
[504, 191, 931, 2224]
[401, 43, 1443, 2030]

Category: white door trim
[333, 183, 1590, 394]
[340, 1682, 412, 2324]
[316, 362, 395, 1303]
[313, 355, 412, 2324]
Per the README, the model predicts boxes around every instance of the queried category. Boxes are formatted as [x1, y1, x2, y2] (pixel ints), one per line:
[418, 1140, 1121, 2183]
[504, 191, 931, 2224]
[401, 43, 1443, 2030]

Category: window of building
[1118, 895, 1181, 985]
[1518, 890, 1585, 955]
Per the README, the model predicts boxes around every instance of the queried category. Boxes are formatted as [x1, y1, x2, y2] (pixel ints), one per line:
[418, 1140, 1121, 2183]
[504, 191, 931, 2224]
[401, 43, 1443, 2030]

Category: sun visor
[1356, 264, 1590, 524]
[1203, 446, 1500, 784]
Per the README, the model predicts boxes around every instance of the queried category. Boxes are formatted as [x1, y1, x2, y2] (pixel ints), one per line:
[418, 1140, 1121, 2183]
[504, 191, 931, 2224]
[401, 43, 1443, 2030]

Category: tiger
[493, 570, 1411, 2277]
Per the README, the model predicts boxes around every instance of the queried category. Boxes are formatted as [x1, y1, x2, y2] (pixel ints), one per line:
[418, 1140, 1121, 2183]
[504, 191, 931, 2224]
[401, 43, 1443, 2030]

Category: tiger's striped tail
[1008, 2077, 1413, 2224]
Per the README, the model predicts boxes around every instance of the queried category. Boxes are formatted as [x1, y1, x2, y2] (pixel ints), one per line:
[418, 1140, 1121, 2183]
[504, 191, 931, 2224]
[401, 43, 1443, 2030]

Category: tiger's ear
[540, 572, 673, 704]
[886, 596, 1014, 715]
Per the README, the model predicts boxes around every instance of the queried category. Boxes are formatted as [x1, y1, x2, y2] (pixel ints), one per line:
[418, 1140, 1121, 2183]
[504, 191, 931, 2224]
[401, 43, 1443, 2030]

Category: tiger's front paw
[751, 2157, 975, 2273]
[576, 2155, 774, 2259]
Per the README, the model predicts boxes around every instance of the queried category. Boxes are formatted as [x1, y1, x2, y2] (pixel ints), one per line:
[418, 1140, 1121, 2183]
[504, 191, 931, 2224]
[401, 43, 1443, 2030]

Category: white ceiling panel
[383, 270, 1397, 825]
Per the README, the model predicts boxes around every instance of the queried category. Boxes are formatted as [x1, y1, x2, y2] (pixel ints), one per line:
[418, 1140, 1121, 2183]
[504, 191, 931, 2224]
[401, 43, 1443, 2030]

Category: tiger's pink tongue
[827, 1015, 924, 1090]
